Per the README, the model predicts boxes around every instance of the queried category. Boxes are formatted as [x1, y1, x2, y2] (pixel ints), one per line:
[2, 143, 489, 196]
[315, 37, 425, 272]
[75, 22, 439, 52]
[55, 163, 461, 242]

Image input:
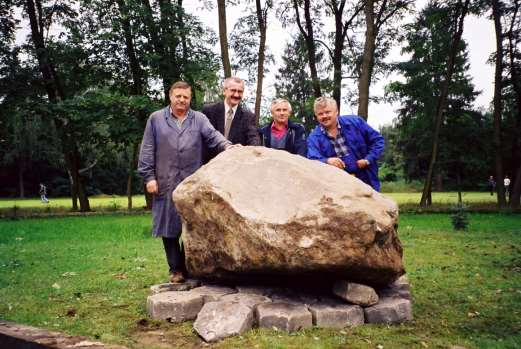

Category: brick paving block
[256, 302, 312, 332]
[194, 301, 254, 342]
[146, 291, 204, 322]
[364, 297, 413, 324]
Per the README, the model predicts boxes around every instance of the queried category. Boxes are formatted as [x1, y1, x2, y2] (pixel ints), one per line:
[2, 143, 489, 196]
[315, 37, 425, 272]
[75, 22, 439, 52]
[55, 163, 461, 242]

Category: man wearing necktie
[202, 77, 260, 162]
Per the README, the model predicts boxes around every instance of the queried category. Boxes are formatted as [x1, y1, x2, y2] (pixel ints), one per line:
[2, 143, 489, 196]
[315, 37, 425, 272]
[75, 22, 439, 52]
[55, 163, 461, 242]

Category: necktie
[224, 108, 233, 139]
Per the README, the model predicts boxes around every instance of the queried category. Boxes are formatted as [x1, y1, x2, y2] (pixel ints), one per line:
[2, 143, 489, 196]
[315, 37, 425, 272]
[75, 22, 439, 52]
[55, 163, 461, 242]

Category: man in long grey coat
[138, 81, 233, 283]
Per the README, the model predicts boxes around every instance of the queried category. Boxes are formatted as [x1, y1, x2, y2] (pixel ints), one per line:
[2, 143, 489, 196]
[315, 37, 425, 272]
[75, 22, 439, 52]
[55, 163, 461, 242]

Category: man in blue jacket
[258, 98, 307, 156]
[307, 97, 384, 191]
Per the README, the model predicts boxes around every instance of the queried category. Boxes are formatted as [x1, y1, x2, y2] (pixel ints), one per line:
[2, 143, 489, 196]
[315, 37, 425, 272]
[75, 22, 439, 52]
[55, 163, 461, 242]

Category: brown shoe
[169, 271, 185, 284]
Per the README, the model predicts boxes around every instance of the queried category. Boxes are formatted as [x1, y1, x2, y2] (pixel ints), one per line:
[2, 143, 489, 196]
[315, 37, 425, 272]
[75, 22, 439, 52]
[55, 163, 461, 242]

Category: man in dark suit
[202, 77, 260, 162]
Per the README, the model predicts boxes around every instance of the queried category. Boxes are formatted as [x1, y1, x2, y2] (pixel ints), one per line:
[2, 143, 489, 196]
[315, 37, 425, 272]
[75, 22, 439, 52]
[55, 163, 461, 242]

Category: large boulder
[173, 146, 404, 287]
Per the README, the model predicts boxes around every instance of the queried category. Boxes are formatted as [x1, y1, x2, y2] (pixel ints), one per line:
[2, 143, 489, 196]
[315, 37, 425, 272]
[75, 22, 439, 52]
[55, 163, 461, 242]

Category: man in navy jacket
[258, 98, 307, 156]
[307, 97, 384, 191]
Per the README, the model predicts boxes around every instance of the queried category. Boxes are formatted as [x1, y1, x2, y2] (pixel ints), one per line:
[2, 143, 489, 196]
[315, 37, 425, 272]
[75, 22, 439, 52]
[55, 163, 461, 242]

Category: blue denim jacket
[307, 115, 385, 191]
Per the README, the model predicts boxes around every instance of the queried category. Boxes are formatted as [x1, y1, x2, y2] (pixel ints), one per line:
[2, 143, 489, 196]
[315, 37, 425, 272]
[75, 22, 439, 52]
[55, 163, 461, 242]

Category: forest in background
[0, 0, 520, 209]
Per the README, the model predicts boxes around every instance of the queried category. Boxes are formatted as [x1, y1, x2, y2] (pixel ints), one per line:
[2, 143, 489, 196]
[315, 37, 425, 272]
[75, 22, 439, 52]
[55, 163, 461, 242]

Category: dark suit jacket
[202, 101, 260, 162]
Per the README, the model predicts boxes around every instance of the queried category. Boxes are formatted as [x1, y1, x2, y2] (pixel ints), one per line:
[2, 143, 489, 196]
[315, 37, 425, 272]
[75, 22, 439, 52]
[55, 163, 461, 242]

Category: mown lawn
[0, 213, 520, 349]
[0, 191, 501, 216]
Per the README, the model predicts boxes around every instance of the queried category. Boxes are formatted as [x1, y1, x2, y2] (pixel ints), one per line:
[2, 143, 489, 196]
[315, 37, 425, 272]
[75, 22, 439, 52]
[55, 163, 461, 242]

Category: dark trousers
[162, 237, 185, 274]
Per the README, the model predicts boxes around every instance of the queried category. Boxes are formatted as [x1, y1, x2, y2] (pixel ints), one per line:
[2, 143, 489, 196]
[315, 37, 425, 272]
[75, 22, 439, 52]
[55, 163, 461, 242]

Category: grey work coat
[138, 107, 230, 238]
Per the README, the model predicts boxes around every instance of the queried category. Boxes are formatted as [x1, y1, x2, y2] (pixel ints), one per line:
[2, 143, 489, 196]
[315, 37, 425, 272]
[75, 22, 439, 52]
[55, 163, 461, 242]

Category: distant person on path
[488, 176, 496, 196]
[202, 77, 260, 162]
[504, 176, 511, 199]
[307, 97, 385, 191]
[39, 183, 49, 203]
[258, 98, 307, 156]
[138, 81, 236, 284]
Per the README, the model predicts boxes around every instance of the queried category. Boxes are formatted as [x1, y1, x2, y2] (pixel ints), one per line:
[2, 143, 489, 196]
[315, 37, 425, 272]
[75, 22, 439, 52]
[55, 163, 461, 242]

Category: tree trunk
[217, 0, 232, 77]
[116, 0, 143, 95]
[18, 162, 25, 198]
[254, 0, 268, 125]
[292, 0, 321, 97]
[511, 164, 521, 209]
[26, 0, 90, 211]
[140, 0, 171, 101]
[491, 0, 506, 207]
[331, 0, 346, 107]
[127, 142, 139, 210]
[357, 0, 376, 120]
[507, 0, 521, 208]
[144, 185, 153, 209]
[420, 0, 470, 207]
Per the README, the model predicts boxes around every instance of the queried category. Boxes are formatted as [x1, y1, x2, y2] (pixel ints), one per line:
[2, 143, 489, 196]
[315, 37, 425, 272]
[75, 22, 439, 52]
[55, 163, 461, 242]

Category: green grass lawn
[0, 213, 520, 348]
[0, 191, 501, 216]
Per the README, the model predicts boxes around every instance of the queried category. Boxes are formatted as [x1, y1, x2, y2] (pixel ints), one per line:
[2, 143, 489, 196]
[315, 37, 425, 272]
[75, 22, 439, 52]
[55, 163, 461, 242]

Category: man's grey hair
[223, 76, 245, 89]
[270, 98, 292, 113]
[314, 96, 337, 113]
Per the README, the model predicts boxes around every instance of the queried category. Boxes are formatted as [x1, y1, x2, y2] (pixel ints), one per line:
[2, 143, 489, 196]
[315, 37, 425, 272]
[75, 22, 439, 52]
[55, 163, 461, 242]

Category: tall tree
[387, 1, 484, 194]
[217, 0, 232, 77]
[491, 0, 507, 206]
[324, 0, 364, 107]
[25, 0, 92, 211]
[505, 0, 521, 207]
[419, 0, 471, 207]
[253, 0, 272, 124]
[357, 0, 413, 120]
[290, 0, 323, 97]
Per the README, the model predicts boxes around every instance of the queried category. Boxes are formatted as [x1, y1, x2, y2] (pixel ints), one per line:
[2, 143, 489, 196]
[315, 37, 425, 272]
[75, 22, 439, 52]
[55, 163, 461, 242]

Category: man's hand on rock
[357, 159, 370, 169]
[225, 144, 242, 150]
[146, 180, 158, 194]
[327, 157, 345, 170]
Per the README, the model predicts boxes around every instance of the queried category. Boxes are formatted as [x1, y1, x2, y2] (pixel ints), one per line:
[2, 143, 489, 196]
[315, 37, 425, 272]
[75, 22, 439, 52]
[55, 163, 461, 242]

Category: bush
[380, 180, 424, 193]
[451, 204, 470, 230]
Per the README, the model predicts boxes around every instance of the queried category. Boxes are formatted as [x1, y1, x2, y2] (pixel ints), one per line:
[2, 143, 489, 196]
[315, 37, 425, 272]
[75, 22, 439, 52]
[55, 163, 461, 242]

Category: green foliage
[385, 2, 491, 188]
[451, 204, 470, 231]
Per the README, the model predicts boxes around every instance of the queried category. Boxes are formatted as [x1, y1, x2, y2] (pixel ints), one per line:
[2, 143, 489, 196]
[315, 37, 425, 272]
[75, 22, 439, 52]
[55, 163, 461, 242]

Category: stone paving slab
[220, 293, 271, 309]
[332, 280, 379, 306]
[256, 302, 313, 332]
[308, 301, 365, 328]
[146, 291, 204, 322]
[364, 297, 413, 324]
[149, 279, 201, 294]
[189, 285, 237, 302]
[193, 301, 254, 342]
[0, 320, 129, 349]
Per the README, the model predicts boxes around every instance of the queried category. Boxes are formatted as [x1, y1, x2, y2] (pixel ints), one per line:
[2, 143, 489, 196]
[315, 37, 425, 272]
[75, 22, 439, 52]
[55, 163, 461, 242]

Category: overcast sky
[186, 1, 496, 129]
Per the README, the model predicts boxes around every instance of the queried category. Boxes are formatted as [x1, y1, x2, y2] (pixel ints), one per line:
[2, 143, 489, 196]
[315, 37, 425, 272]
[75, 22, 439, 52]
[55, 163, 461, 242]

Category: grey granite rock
[364, 297, 413, 324]
[149, 279, 201, 294]
[333, 281, 379, 306]
[256, 302, 312, 332]
[146, 291, 204, 322]
[220, 293, 271, 309]
[308, 300, 364, 328]
[193, 301, 254, 342]
[189, 285, 237, 302]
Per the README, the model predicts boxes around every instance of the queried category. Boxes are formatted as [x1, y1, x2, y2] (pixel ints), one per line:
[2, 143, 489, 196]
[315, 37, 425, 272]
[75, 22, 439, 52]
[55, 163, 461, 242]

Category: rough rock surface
[220, 293, 272, 309]
[364, 297, 413, 324]
[146, 291, 204, 322]
[0, 320, 129, 349]
[173, 146, 404, 287]
[189, 285, 237, 302]
[332, 281, 379, 306]
[308, 300, 365, 328]
[193, 301, 254, 342]
[149, 279, 201, 294]
[256, 302, 313, 332]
